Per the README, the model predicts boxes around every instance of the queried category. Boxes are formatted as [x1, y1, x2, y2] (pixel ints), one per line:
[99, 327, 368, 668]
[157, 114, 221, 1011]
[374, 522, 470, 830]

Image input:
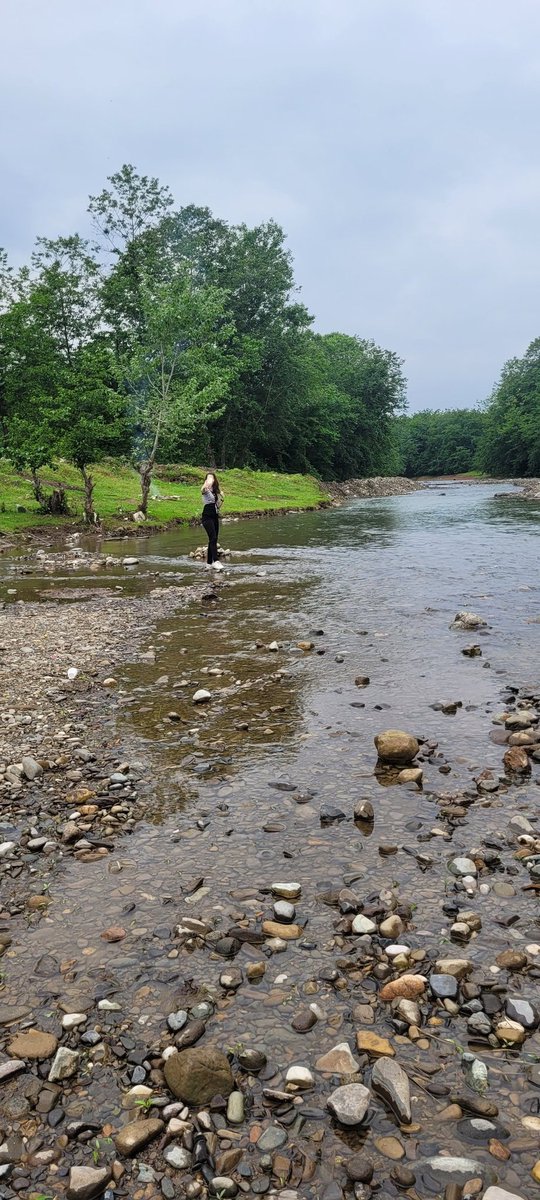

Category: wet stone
[430, 974, 458, 999]
[163, 1145, 193, 1170]
[346, 1154, 374, 1183]
[371, 1057, 411, 1123]
[257, 1125, 288, 1151]
[327, 1083, 370, 1125]
[292, 1009, 317, 1033]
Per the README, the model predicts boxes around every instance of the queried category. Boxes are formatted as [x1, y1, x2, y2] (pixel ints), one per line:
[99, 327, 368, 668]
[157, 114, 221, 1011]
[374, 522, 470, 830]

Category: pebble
[315, 1042, 360, 1074]
[352, 915, 376, 934]
[257, 1125, 288, 1151]
[374, 1135, 405, 1159]
[167, 1009, 188, 1031]
[48, 1046, 79, 1082]
[66, 1164, 111, 1199]
[115, 1117, 164, 1155]
[164, 1145, 193, 1169]
[371, 1057, 411, 1123]
[328, 1082, 370, 1125]
[285, 1065, 314, 1089]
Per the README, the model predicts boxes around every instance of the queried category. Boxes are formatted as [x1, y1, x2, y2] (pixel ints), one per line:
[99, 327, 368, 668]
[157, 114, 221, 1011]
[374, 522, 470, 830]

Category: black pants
[202, 504, 219, 563]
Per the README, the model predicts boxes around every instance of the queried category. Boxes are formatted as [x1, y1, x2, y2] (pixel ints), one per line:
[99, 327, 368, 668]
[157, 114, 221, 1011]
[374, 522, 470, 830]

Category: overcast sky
[2, 0, 540, 411]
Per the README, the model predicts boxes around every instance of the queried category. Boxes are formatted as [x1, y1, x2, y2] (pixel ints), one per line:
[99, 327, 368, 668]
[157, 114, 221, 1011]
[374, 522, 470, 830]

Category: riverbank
[0, 488, 539, 1200]
[0, 460, 425, 547]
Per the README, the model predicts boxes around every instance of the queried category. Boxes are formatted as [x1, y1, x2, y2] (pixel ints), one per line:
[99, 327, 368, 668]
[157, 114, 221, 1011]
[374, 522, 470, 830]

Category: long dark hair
[206, 472, 221, 499]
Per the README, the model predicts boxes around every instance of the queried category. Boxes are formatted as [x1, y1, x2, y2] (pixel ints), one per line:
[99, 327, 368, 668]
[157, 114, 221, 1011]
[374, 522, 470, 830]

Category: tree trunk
[139, 457, 154, 516]
[31, 469, 46, 508]
[81, 466, 97, 525]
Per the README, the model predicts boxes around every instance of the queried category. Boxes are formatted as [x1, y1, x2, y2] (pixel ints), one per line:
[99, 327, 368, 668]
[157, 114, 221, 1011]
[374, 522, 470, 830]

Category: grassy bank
[0, 459, 327, 538]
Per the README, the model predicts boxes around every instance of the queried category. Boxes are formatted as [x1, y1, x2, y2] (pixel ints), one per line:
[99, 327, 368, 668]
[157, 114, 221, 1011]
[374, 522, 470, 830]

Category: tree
[127, 275, 236, 513]
[394, 408, 486, 477]
[480, 339, 540, 476]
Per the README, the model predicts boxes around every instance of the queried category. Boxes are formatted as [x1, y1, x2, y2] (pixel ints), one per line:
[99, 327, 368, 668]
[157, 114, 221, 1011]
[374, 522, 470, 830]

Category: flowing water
[2, 483, 540, 1195]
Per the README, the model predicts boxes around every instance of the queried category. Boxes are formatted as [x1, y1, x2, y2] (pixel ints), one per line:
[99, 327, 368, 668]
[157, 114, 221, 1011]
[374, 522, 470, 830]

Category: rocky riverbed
[0, 506, 539, 1200]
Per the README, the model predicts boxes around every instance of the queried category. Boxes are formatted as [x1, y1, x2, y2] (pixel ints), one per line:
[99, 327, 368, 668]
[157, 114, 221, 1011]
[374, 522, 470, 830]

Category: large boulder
[164, 1045, 234, 1105]
[374, 730, 419, 764]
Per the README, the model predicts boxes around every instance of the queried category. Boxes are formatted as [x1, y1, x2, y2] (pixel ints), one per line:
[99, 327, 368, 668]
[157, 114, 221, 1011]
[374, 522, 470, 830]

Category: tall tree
[480, 339, 540, 476]
[127, 274, 235, 513]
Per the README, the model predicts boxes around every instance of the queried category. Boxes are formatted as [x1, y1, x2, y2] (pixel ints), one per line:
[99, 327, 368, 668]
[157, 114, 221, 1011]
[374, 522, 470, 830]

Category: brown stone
[374, 730, 419, 764]
[379, 975, 427, 1002]
[356, 1031, 395, 1057]
[100, 926, 126, 942]
[114, 1117, 164, 1156]
[374, 1135, 405, 1159]
[262, 920, 302, 940]
[8, 1028, 58, 1060]
[503, 746, 531, 773]
[495, 949, 528, 971]
[164, 1046, 234, 1105]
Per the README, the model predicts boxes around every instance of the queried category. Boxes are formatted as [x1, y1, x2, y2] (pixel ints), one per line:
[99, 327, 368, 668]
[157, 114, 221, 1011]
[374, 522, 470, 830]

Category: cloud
[2, 0, 540, 409]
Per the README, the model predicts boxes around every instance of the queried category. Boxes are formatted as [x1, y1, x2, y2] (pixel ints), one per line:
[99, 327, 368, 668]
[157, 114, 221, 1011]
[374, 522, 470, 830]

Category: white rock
[48, 1046, 79, 1082]
[352, 914, 376, 934]
[67, 667, 79, 680]
[285, 1065, 314, 1089]
[0, 842, 16, 857]
[193, 689, 212, 704]
[62, 1013, 87, 1030]
[386, 944, 410, 957]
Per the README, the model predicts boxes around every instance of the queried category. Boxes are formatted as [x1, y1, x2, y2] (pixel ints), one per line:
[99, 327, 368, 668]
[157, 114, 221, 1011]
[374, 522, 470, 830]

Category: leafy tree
[480, 339, 540, 476]
[127, 275, 235, 513]
[394, 408, 486, 477]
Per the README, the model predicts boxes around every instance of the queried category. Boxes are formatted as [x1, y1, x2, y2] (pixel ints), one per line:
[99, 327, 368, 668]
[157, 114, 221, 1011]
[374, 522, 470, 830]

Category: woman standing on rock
[201, 472, 224, 570]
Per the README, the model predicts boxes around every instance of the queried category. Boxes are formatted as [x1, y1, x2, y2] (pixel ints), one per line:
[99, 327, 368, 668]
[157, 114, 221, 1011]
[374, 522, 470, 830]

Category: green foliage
[394, 408, 486, 477]
[1, 162, 408, 504]
[480, 338, 540, 476]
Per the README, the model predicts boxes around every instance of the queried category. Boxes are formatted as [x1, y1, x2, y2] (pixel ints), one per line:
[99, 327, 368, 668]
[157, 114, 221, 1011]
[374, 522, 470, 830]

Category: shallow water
[3, 484, 540, 1194]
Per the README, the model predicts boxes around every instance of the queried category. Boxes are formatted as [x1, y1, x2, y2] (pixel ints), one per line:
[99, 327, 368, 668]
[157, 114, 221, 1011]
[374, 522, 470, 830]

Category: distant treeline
[0, 164, 406, 520]
[394, 339, 540, 478]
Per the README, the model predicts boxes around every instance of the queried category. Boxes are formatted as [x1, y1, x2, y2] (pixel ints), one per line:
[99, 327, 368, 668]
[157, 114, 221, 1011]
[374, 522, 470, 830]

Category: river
[0, 482, 539, 1200]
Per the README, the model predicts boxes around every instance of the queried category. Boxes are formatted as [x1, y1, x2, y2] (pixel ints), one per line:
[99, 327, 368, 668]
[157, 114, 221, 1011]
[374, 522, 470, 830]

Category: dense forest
[1, 165, 538, 521]
[394, 408, 486, 477]
[394, 340, 540, 478]
[0, 165, 406, 519]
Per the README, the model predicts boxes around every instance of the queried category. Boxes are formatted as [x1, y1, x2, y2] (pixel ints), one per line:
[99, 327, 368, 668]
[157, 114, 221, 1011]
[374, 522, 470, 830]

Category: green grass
[0, 459, 327, 537]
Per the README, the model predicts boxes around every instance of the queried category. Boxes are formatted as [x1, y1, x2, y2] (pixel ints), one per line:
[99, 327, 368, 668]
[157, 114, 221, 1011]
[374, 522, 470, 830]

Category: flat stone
[449, 857, 477, 877]
[257, 1125, 288, 1151]
[327, 1082, 370, 1125]
[48, 1046, 79, 1081]
[430, 974, 458, 999]
[7, 1028, 58, 1060]
[273, 900, 295, 922]
[272, 882, 301, 900]
[163, 1145, 192, 1169]
[371, 1057, 411, 1123]
[262, 921, 302, 940]
[114, 1117, 164, 1155]
[356, 1031, 395, 1057]
[419, 1155, 494, 1185]
[315, 1042, 360, 1075]
[435, 958, 472, 979]
[374, 1135, 405, 1159]
[0, 1006, 31, 1025]
[506, 997, 538, 1027]
[352, 914, 376, 934]
[66, 1164, 111, 1200]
